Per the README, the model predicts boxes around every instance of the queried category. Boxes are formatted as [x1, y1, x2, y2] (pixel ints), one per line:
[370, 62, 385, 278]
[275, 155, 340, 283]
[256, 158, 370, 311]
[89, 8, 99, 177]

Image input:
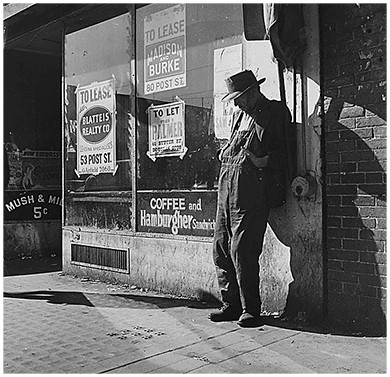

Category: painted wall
[63, 228, 219, 300]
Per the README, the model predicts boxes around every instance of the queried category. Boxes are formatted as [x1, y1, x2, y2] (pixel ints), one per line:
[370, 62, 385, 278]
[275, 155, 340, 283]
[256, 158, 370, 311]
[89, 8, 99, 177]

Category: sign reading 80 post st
[144, 4, 186, 94]
[76, 79, 116, 176]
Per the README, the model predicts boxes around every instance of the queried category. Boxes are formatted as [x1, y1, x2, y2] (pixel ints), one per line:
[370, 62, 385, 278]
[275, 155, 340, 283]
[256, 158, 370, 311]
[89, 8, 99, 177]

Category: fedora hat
[221, 70, 266, 102]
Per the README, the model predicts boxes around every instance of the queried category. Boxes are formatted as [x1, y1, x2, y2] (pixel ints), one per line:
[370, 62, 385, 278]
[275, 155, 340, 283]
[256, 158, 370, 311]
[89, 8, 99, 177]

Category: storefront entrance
[4, 4, 324, 322]
[4, 12, 63, 261]
[61, 4, 323, 320]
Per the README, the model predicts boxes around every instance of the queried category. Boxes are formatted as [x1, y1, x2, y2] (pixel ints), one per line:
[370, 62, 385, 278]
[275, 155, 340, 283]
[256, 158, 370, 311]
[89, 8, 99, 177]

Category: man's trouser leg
[213, 162, 269, 314]
[213, 166, 242, 309]
[230, 207, 269, 316]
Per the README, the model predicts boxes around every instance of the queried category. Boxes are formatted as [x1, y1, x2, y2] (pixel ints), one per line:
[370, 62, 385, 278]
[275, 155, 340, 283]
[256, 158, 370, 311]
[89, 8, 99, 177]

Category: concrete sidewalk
[3, 268, 386, 374]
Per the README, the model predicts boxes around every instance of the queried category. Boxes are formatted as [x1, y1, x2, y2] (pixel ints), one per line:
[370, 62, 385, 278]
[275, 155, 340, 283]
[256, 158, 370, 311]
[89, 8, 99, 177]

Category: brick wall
[320, 4, 386, 335]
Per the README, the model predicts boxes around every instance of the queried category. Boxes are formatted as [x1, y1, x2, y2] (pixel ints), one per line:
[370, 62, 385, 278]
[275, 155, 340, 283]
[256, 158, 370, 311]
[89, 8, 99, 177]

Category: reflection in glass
[136, 4, 244, 191]
[64, 13, 133, 192]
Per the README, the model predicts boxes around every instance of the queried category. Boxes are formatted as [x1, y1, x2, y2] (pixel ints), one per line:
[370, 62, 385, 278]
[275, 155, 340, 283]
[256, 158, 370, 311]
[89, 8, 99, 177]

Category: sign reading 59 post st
[144, 4, 186, 94]
[76, 79, 116, 175]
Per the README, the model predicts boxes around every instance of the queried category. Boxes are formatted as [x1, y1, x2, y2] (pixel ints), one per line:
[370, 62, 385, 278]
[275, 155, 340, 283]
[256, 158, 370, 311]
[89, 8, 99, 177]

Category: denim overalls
[213, 110, 270, 316]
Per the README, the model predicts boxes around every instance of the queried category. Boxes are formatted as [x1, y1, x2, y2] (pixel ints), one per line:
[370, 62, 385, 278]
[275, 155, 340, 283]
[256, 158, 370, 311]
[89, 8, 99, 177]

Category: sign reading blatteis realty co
[147, 101, 187, 161]
[76, 79, 116, 175]
[144, 4, 186, 94]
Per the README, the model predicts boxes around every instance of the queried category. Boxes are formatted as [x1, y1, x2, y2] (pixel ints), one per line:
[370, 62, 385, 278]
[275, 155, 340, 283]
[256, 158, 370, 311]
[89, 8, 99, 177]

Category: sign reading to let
[76, 79, 116, 176]
[147, 101, 187, 161]
[144, 4, 186, 94]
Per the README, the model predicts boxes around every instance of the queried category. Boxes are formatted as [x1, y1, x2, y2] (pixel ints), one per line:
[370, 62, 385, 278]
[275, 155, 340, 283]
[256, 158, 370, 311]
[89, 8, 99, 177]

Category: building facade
[3, 3, 386, 334]
[321, 4, 386, 333]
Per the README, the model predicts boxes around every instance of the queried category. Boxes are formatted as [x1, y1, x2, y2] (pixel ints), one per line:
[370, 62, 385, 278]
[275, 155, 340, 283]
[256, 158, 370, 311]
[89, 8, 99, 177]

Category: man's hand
[218, 143, 230, 161]
[243, 148, 269, 168]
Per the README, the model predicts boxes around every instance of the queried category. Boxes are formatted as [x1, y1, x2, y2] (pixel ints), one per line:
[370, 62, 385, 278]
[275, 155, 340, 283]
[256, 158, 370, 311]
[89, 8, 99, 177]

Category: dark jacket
[230, 98, 291, 207]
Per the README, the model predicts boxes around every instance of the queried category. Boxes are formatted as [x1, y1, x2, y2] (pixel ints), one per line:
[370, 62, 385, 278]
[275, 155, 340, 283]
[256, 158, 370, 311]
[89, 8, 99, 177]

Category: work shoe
[237, 312, 262, 328]
[208, 305, 242, 322]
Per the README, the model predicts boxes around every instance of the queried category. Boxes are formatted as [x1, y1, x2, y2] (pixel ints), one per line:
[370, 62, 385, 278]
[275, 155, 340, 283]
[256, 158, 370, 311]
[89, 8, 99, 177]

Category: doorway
[4, 18, 63, 266]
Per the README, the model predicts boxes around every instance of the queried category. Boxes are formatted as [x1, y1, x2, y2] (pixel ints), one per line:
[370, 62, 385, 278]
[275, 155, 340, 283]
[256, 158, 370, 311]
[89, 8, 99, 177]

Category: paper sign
[213, 44, 243, 139]
[144, 4, 186, 94]
[147, 101, 187, 161]
[76, 79, 116, 175]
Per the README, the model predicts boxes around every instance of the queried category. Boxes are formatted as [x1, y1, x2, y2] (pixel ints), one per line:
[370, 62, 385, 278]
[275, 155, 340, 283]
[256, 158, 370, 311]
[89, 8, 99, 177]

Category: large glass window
[64, 11, 133, 192]
[134, 4, 281, 237]
[62, 4, 280, 235]
[136, 4, 245, 191]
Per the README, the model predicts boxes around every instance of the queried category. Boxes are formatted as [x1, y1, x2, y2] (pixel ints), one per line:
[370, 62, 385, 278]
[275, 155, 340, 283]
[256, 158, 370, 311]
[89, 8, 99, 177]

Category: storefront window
[136, 4, 244, 192]
[64, 11, 133, 192]
[62, 4, 280, 235]
[135, 4, 246, 237]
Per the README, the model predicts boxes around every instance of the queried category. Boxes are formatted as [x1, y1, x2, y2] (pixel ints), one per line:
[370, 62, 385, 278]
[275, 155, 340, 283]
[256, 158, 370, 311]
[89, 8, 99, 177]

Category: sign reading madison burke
[144, 4, 186, 94]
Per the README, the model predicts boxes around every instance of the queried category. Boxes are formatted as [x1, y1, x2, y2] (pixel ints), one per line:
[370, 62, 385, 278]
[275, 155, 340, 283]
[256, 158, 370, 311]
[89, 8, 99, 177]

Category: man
[209, 69, 291, 327]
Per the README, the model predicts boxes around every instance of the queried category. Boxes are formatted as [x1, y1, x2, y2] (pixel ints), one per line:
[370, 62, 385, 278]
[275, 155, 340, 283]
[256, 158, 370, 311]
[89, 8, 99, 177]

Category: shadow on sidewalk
[4, 287, 382, 338]
[3, 289, 220, 311]
[4, 290, 93, 306]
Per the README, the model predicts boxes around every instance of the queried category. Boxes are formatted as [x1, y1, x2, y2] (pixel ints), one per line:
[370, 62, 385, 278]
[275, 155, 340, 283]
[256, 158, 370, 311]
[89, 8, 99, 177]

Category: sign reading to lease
[147, 101, 187, 161]
[144, 4, 186, 94]
[76, 79, 116, 175]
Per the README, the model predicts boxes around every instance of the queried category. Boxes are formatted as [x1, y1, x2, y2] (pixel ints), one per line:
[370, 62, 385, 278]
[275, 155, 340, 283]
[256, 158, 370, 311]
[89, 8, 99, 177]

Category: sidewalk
[3, 262, 387, 374]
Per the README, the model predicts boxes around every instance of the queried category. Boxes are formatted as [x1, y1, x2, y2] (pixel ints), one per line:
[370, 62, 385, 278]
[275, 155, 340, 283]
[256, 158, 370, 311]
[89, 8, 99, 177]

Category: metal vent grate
[71, 243, 129, 273]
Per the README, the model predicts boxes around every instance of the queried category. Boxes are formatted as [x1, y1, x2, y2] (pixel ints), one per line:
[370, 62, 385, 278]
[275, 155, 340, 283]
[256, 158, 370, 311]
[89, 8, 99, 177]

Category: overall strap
[231, 110, 245, 135]
[243, 117, 256, 149]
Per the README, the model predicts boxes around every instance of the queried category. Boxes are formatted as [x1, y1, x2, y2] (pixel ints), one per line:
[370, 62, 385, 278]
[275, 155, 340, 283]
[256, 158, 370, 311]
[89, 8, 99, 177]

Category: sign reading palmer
[147, 101, 187, 161]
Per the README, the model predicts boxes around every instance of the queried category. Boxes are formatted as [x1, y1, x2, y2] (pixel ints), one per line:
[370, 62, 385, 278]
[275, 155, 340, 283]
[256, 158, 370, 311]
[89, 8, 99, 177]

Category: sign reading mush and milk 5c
[137, 191, 216, 237]
[144, 4, 186, 94]
[4, 190, 62, 221]
[76, 79, 116, 175]
[147, 101, 187, 161]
